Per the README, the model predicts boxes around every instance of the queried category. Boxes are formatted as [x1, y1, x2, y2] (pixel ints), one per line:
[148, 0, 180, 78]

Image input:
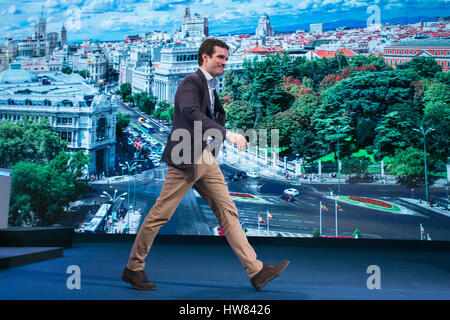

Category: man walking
[121, 39, 289, 291]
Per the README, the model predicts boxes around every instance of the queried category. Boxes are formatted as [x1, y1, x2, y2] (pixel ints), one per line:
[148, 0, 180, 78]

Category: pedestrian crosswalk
[133, 169, 166, 183]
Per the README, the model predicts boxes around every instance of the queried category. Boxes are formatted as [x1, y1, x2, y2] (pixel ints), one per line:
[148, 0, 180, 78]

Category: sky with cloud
[1, 0, 449, 41]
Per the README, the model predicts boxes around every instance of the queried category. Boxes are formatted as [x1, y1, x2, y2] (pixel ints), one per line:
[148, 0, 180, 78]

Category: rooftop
[0, 68, 37, 84]
[389, 39, 450, 47]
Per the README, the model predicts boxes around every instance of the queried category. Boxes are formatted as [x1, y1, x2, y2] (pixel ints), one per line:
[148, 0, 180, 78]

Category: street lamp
[329, 125, 348, 197]
[413, 126, 434, 205]
[100, 189, 127, 233]
[100, 189, 127, 203]
[119, 161, 142, 228]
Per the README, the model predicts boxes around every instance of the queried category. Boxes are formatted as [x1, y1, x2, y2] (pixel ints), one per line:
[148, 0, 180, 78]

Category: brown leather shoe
[250, 260, 289, 291]
[121, 267, 157, 291]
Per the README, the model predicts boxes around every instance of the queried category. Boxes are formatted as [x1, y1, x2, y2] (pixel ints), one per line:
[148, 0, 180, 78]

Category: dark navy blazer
[161, 69, 227, 169]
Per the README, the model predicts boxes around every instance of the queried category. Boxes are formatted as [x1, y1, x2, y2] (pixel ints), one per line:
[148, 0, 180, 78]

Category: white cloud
[297, 0, 315, 10]
[83, 0, 119, 13]
[383, 3, 405, 11]
[214, 9, 240, 21]
[8, 5, 19, 14]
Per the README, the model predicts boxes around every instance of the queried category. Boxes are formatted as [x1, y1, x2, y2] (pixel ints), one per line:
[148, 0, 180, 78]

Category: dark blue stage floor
[0, 236, 449, 300]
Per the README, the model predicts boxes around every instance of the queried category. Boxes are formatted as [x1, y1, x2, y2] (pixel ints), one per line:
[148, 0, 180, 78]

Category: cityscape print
[0, 0, 449, 241]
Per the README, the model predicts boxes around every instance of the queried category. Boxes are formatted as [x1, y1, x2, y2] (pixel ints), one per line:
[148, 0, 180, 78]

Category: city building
[153, 43, 252, 103]
[125, 35, 142, 43]
[0, 47, 8, 72]
[383, 39, 450, 71]
[14, 56, 62, 72]
[0, 64, 116, 175]
[182, 7, 208, 38]
[255, 14, 275, 37]
[245, 45, 283, 56]
[86, 51, 108, 85]
[132, 60, 154, 94]
[153, 44, 199, 103]
[143, 31, 171, 43]
[305, 48, 358, 60]
[60, 25, 67, 47]
[47, 32, 59, 53]
[14, 17, 67, 60]
[119, 46, 152, 85]
[310, 23, 324, 35]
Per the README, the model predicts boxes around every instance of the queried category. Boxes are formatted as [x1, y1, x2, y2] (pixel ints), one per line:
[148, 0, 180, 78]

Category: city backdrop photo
[0, 0, 449, 241]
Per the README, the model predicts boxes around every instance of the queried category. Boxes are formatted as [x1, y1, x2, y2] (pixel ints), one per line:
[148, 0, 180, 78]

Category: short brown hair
[198, 38, 229, 66]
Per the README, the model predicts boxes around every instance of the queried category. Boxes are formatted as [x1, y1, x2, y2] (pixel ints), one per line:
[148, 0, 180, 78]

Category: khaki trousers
[126, 148, 263, 278]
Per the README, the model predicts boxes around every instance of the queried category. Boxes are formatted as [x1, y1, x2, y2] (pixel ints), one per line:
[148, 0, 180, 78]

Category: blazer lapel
[196, 69, 213, 118]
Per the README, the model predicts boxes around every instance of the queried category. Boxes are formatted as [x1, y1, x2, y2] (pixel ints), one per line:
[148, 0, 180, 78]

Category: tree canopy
[221, 50, 447, 178]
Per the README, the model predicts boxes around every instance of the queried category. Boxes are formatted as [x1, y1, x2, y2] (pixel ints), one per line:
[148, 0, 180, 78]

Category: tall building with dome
[16, 16, 66, 59]
[255, 14, 274, 37]
[0, 64, 117, 176]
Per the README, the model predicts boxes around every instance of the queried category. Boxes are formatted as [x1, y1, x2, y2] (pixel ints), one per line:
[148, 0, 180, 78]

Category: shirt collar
[199, 67, 217, 88]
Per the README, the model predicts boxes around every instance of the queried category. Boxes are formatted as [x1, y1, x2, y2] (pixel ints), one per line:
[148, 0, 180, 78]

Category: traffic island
[329, 195, 422, 216]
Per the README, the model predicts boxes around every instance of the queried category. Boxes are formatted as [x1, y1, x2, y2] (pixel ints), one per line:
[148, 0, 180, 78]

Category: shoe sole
[121, 273, 158, 291]
[254, 260, 290, 291]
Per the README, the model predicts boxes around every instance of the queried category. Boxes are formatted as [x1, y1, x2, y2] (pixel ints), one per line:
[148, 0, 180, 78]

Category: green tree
[116, 112, 131, 137]
[423, 101, 450, 163]
[291, 93, 322, 123]
[118, 83, 132, 101]
[223, 101, 256, 131]
[77, 69, 90, 79]
[387, 147, 428, 177]
[434, 71, 450, 86]
[242, 53, 293, 127]
[399, 57, 442, 78]
[0, 119, 66, 168]
[290, 129, 323, 160]
[291, 56, 341, 90]
[261, 107, 310, 151]
[9, 151, 89, 227]
[374, 102, 422, 160]
[62, 66, 72, 74]
[341, 157, 370, 176]
[222, 70, 243, 100]
[159, 103, 174, 124]
[153, 101, 172, 119]
[132, 92, 158, 114]
[423, 82, 450, 106]
[141, 94, 158, 115]
[316, 71, 417, 153]
[348, 54, 390, 70]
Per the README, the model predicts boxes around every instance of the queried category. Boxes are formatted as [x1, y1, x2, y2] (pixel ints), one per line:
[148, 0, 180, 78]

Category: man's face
[201, 46, 229, 77]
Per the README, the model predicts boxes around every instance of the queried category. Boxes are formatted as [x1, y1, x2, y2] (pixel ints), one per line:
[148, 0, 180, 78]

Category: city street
[88, 160, 450, 240]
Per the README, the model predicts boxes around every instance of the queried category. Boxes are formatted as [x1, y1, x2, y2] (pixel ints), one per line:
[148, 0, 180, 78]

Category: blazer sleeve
[177, 76, 227, 140]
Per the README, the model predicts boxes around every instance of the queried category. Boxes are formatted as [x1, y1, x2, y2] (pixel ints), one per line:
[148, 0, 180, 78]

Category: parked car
[247, 171, 260, 178]
[228, 174, 240, 181]
[284, 188, 299, 197]
[281, 194, 295, 202]
[237, 171, 248, 178]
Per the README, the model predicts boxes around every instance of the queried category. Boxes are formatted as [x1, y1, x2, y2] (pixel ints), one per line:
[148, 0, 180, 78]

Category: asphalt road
[214, 165, 449, 240]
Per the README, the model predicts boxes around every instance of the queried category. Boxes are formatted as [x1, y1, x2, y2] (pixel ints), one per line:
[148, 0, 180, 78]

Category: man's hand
[226, 132, 248, 152]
